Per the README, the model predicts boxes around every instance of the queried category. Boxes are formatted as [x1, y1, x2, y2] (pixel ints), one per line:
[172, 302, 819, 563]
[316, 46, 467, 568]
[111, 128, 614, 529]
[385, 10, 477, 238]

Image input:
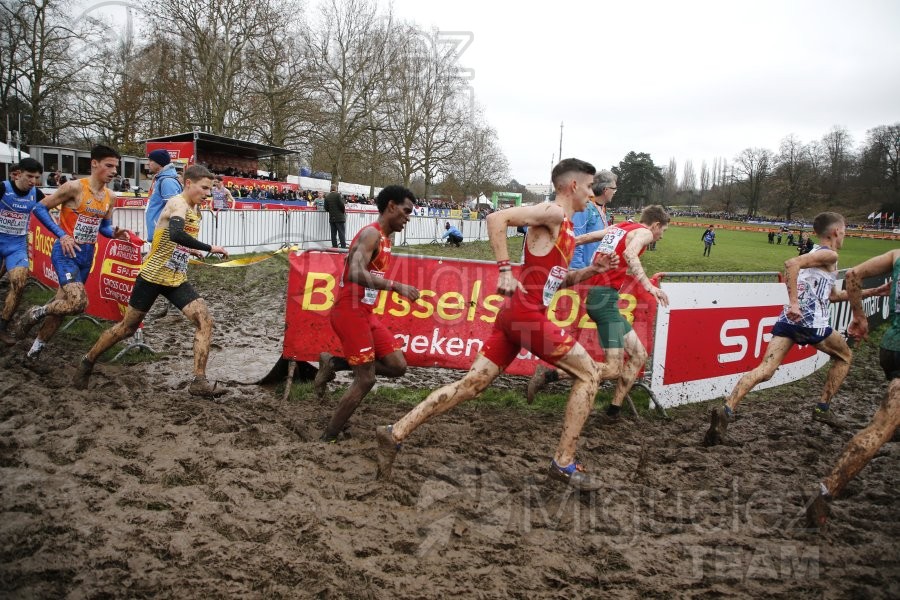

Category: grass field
[394, 223, 898, 274]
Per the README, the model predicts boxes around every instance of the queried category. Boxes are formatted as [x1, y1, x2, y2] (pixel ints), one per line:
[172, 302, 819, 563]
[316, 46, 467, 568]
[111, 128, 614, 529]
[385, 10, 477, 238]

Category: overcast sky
[385, 0, 900, 186]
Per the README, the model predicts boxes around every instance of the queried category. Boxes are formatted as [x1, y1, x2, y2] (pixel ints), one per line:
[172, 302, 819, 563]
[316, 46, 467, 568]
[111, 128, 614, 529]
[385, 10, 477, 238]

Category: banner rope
[189, 244, 300, 268]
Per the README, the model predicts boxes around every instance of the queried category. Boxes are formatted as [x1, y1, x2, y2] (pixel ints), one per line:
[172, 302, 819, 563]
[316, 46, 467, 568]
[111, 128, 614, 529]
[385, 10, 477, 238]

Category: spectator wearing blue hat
[146, 149, 182, 242]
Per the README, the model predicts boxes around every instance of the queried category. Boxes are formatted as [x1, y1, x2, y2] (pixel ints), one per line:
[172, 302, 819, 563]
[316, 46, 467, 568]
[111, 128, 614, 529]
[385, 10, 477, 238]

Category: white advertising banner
[650, 282, 830, 408]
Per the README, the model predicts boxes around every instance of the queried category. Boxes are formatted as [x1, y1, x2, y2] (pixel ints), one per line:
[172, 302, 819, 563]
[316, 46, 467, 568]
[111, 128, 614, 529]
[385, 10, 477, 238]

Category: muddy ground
[1, 256, 897, 599]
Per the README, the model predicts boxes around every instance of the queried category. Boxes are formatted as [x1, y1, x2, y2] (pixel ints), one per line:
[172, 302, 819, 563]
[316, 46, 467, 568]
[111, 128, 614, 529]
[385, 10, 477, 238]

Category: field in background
[394, 224, 898, 274]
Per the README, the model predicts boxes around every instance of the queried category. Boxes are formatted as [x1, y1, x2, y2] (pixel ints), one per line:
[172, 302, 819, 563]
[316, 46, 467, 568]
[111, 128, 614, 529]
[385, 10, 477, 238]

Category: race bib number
[0, 209, 28, 235]
[73, 214, 102, 244]
[165, 245, 191, 274]
[596, 227, 627, 256]
[543, 265, 567, 307]
[363, 269, 385, 305]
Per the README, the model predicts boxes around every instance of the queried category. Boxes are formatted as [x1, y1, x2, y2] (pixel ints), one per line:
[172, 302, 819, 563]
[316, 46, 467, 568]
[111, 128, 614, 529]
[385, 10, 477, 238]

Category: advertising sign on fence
[650, 282, 829, 408]
[27, 219, 143, 322]
[282, 250, 657, 377]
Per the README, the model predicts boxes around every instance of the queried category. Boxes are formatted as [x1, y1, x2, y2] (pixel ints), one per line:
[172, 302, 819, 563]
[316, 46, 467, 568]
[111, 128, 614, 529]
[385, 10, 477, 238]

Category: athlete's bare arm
[487, 203, 565, 296]
[783, 248, 839, 322]
[623, 228, 668, 307]
[575, 225, 613, 245]
[565, 253, 619, 287]
[346, 228, 418, 300]
[845, 249, 900, 340]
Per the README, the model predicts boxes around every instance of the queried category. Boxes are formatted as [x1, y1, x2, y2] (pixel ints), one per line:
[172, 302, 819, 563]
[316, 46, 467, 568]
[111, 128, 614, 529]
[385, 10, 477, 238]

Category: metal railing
[112, 208, 515, 254]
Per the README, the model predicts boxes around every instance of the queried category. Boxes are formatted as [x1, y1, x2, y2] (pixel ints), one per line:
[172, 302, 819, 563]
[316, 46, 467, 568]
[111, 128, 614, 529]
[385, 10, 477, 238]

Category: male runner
[375, 159, 619, 490]
[14, 145, 128, 364]
[806, 248, 900, 527]
[704, 212, 879, 445]
[73, 165, 229, 397]
[569, 170, 614, 269]
[315, 185, 420, 442]
[0, 159, 46, 344]
[526, 204, 671, 425]
[210, 176, 235, 213]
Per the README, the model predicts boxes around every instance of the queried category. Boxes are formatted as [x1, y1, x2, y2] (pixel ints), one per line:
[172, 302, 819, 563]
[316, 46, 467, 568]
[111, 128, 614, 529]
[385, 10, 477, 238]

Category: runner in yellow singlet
[73, 165, 230, 397]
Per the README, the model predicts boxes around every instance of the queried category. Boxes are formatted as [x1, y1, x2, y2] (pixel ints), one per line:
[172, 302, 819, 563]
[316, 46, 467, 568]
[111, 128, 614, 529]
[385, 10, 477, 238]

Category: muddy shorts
[771, 321, 832, 346]
[880, 348, 900, 381]
[0, 234, 27, 270]
[129, 275, 200, 312]
[585, 286, 631, 349]
[330, 304, 400, 366]
[481, 298, 575, 369]
[51, 240, 95, 285]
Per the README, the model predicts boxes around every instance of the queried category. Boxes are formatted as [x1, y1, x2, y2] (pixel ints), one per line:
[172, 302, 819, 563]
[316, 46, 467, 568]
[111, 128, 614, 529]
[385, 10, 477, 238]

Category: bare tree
[734, 147, 772, 217]
[305, 0, 398, 186]
[821, 125, 854, 201]
[680, 159, 696, 191]
[2, 0, 97, 145]
[662, 157, 677, 205]
[699, 160, 709, 203]
[447, 117, 508, 199]
[146, 0, 292, 136]
[771, 134, 811, 219]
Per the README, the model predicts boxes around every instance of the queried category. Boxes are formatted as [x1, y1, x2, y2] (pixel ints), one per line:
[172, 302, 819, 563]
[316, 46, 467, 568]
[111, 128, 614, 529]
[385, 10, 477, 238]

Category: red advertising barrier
[115, 195, 147, 208]
[222, 176, 299, 193]
[27, 219, 142, 322]
[146, 142, 195, 165]
[283, 250, 657, 377]
[649, 281, 828, 408]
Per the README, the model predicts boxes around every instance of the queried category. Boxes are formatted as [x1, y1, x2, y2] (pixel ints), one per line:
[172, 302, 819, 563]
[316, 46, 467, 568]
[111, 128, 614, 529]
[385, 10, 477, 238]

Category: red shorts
[330, 304, 401, 366]
[481, 298, 576, 370]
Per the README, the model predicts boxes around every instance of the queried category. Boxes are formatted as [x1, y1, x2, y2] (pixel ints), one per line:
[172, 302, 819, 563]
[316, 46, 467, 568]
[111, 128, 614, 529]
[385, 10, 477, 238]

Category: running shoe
[547, 459, 602, 491]
[188, 376, 227, 398]
[703, 406, 731, 446]
[805, 490, 831, 529]
[595, 410, 622, 426]
[375, 425, 401, 481]
[526, 364, 550, 404]
[812, 406, 848, 430]
[14, 306, 46, 340]
[73, 356, 95, 390]
[313, 352, 336, 399]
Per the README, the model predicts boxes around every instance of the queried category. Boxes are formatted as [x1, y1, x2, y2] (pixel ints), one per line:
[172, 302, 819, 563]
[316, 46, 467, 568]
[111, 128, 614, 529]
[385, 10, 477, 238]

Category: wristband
[498, 266, 512, 273]
[497, 259, 510, 268]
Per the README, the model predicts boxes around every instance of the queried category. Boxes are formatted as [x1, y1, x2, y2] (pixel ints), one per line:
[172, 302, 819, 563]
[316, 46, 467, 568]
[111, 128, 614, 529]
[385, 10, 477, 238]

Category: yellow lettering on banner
[577, 311, 597, 330]
[437, 292, 465, 320]
[302, 272, 335, 311]
[412, 290, 436, 319]
[480, 293, 504, 323]
[101, 258, 140, 279]
[548, 290, 580, 328]
[619, 293, 637, 324]
[388, 293, 411, 317]
[34, 226, 55, 256]
[467, 280, 482, 321]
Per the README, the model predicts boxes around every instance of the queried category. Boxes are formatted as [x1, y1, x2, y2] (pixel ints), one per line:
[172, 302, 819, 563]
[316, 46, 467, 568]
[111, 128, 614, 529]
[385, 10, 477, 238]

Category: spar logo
[663, 306, 817, 385]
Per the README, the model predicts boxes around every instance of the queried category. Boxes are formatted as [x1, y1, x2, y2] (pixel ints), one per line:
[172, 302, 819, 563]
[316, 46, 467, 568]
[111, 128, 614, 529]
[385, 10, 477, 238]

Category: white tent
[0, 141, 30, 163]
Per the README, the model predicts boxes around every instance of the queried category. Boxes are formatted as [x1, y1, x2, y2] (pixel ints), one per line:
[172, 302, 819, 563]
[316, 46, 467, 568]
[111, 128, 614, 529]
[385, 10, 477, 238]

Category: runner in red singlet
[374, 159, 619, 491]
[526, 205, 671, 424]
[316, 185, 419, 442]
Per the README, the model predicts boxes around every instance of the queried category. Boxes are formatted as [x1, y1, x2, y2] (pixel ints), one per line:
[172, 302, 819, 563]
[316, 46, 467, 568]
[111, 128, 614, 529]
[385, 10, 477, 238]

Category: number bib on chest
[73, 214, 102, 244]
[0, 209, 28, 235]
[363, 270, 385, 305]
[595, 227, 627, 256]
[165, 246, 191, 274]
[543, 265, 567, 307]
